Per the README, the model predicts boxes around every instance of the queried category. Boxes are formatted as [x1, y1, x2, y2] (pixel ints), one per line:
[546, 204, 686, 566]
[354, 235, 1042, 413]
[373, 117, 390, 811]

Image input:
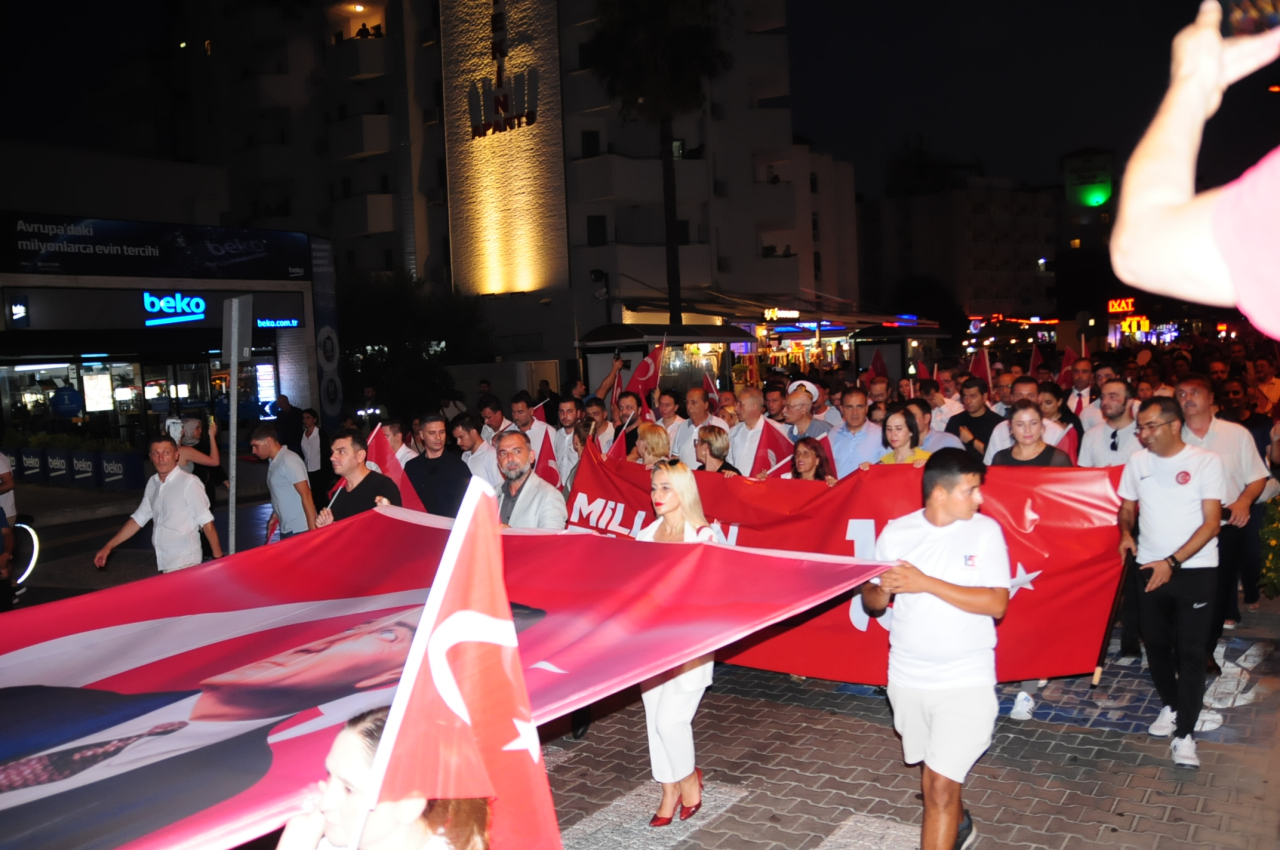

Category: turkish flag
[1028, 343, 1044, 377]
[531, 401, 547, 423]
[916, 359, 930, 383]
[533, 424, 560, 487]
[703, 372, 719, 412]
[745, 353, 760, 387]
[813, 431, 839, 475]
[605, 415, 634, 462]
[369, 480, 563, 850]
[751, 418, 795, 476]
[364, 424, 427, 512]
[1057, 346, 1079, 391]
[970, 348, 992, 385]
[624, 343, 664, 421]
[1060, 426, 1079, 465]
[868, 348, 889, 382]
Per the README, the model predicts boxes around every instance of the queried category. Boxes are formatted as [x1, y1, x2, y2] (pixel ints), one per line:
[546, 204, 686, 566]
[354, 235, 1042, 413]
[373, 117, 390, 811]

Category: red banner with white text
[0, 508, 885, 850]
[567, 452, 1126, 685]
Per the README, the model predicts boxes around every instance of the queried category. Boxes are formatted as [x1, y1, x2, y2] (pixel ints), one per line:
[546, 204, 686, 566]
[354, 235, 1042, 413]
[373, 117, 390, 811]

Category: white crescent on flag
[427, 609, 519, 725]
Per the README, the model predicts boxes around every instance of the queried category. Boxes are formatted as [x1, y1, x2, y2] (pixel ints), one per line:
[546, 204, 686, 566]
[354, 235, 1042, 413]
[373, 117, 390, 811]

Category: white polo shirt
[1078, 420, 1141, 468]
[875, 510, 1012, 689]
[1118, 446, 1227, 568]
[727, 416, 766, 473]
[671, 415, 730, 468]
[1180, 418, 1270, 509]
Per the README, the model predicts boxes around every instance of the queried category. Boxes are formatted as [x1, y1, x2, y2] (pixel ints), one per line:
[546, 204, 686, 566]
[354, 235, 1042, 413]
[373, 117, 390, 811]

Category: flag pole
[1091, 554, 1132, 687]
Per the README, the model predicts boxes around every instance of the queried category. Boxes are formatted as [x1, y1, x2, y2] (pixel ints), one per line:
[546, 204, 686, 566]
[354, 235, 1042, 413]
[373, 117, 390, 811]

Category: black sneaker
[954, 809, 976, 850]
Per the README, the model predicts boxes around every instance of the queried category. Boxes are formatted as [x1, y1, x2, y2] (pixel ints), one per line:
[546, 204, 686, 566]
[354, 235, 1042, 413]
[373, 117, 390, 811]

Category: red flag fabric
[703, 372, 719, 412]
[868, 348, 889, 382]
[745, 353, 760, 387]
[1028, 343, 1044, 377]
[624, 343, 664, 421]
[1060, 425, 1080, 465]
[751, 418, 795, 477]
[1057, 346, 1079, 390]
[814, 432, 839, 475]
[531, 401, 547, 423]
[0, 505, 886, 850]
[364, 424, 427, 512]
[371, 482, 561, 849]
[567, 452, 1125, 685]
[916, 359, 931, 382]
[605, 415, 633, 461]
[970, 348, 992, 385]
[533, 424, 560, 487]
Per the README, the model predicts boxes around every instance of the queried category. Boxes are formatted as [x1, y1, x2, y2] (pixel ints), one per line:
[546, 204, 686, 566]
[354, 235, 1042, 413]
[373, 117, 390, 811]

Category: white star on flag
[1009, 563, 1042, 599]
[502, 717, 542, 763]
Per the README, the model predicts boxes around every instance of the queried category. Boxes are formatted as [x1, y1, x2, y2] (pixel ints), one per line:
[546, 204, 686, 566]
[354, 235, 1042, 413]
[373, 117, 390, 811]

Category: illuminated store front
[0, 212, 326, 446]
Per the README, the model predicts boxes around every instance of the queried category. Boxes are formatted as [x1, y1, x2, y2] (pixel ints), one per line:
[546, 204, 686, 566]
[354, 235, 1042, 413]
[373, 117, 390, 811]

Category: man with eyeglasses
[1118, 397, 1226, 770]
[1177, 374, 1270, 654]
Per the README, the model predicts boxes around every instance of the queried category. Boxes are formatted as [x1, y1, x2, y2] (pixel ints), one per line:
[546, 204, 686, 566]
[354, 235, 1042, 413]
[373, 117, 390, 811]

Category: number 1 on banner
[846, 519, 876, 559]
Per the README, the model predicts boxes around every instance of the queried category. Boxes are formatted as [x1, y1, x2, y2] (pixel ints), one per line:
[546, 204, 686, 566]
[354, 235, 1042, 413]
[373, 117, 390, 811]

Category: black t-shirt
[404, 452, 471, 518]
[330, 470, 402, 521]
[991, 445, 1073, 467]
[946, 408, 1005, 459]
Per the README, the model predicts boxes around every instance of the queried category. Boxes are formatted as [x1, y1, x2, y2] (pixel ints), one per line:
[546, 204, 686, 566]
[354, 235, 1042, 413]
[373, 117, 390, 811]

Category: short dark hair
[558, 396, 584, 412]
[618, 390, 642, 408]
[250, 423, 279, 443]
[1177, 373, 1214, 397]
[1037, 381, 1065, 402]
[881, 403, 921, 449]
[917, 379, 940, 396]
[584, 396, 607, 412]
[1073, 357, 1093, 369]
[149, 435, 179, 451]
[764, 384, 786, 398]
[1012, 375, 1040, 392]
[658, 388, 680, 404]
[302, 407, 319, 420]
[332, 427, 368, 454]
[961, 377, 989, 396]
[1255, 355, 1276, 368]
[842, 387, 868, 404]
[1139, 396, 1184, 426]
[1102, 378, 1134, 400]
[922, 448, 986, 503]
[510, 390, 534, 407]
[420, 413, 448, 429]
[905, 397, 933, 419]
[1010, 398, 1042, 418]
[450, 413, 483, 435]
[477, 394, 502, 415]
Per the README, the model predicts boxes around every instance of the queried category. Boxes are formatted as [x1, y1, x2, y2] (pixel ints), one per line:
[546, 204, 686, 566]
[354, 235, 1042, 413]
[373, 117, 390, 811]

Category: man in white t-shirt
[670, 387, 729, 468]
[862, 448, 1011, 850]
[1118, 397, 1225, 770]
[1079, 379, 1142, 469]
[450, 413, 502, 489]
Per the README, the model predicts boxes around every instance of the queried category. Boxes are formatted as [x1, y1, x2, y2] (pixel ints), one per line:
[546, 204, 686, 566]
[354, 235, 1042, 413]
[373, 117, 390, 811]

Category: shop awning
[578, 323, 756, 348]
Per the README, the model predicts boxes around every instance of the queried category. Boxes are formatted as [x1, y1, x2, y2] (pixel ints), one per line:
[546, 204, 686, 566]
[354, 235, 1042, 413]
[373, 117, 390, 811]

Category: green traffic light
[1077, 183, 1111, 207]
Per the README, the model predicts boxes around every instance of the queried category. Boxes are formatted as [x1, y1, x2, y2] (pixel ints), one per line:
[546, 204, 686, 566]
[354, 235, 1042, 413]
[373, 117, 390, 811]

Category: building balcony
[330, 114, 391, 159]
[569, 154, 707, 204]
[334, 193, 394, 237]
[329, 37, 386, 81]
[572, 243, 713, 293]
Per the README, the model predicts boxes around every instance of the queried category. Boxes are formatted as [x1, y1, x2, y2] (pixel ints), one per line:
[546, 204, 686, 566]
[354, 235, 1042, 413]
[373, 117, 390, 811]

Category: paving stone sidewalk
[546, 601, 1280, 850]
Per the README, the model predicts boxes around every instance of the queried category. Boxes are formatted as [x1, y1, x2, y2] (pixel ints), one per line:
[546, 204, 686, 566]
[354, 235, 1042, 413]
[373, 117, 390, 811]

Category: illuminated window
[1070, 239, 1081, 249]
[1100, 212, 1110, 223]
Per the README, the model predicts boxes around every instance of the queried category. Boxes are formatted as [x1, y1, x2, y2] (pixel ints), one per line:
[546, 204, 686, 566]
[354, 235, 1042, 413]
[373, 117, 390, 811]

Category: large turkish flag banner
[566, 452, 1125, 684]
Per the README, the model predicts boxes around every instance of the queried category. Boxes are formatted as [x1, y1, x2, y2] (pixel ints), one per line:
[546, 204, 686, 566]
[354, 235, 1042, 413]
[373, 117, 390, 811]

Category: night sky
[3, 1, 1279, 199]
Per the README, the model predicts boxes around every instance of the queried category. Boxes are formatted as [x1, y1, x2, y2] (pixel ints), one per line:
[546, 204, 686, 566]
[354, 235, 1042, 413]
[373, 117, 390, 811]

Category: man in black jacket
[404, 414, 470, 517]
[945, 378, 1004, 463]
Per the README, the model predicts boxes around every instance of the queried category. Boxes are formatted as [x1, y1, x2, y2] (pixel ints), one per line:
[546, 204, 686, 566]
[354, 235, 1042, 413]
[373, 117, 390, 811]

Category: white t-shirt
[461, 441, 502, 489]
[1180, 419, 1270, 507]
[1117, 445, 1227, 569]
[875, 509, 1011, 689]
[671, 415, 730, 468]
[1078, 420, 1141, 468]
[0, 451, 15, 519]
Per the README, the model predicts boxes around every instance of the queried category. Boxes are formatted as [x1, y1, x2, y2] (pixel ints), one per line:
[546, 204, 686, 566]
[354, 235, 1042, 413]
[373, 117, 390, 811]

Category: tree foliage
[336, 271, 493, 420]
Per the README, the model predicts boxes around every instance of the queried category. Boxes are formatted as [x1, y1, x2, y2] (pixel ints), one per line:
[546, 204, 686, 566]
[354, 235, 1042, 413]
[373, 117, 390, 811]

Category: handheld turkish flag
[703, 372, 720, 412]
[1059, 425, 1080, 465]
[363, 479, 563, 850]
[531, 400, 548, 424]
[1028, 343, 1044, 377]
[867, 348, 889, 382]
[969, 348, 992, 385]
[606, 413, 635, 461]
[533, 423, 560, 487]
[1057, 346, 1079, 391]
[916, 359, 931, 382]
[624, 342, 664, 421]
[752, 419, 795, 477]
[364, 424, 427, 512]
[813, 432, 839, 474]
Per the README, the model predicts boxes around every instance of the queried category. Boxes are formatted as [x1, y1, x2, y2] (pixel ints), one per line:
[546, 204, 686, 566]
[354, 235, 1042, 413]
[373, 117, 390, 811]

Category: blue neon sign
[143, 291, 206, 326]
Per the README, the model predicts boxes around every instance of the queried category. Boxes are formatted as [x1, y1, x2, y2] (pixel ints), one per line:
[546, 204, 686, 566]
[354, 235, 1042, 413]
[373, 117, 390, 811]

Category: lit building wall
[440, 0, 569, 296]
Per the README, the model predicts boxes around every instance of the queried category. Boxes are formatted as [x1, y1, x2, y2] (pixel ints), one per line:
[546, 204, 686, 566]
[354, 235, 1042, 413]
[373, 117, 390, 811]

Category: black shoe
[954, 809, 976, 850]
[570, 706, 591, 740]
[1206, 657, 1222, 677]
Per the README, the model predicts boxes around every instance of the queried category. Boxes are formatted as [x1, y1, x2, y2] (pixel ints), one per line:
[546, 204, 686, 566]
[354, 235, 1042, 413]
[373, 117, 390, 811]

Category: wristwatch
[1165, 554, 1182, 573]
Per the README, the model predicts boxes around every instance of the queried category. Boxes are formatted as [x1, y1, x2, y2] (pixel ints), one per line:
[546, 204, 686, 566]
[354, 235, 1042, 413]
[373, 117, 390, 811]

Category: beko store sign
[143, 291, 207, 326]
[3, 287, 305, 331]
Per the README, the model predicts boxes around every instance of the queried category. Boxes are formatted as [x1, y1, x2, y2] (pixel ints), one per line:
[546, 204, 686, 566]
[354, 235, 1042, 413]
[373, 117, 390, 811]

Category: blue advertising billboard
[1, 212, 310, 281]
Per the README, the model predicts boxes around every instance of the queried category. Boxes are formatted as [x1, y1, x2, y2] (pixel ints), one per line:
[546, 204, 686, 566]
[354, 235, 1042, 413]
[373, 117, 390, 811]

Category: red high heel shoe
[679, 767, 705, 821]
[649, 805, 676, 828]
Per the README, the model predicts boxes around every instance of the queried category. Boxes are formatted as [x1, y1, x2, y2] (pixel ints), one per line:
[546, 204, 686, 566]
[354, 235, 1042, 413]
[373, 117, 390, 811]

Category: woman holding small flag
[635, 460, 725, 827]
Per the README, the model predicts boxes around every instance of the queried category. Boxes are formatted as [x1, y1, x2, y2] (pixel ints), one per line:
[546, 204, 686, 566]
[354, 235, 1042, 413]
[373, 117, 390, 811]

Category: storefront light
[14, 363, 70, 372]
[114, 388, 134, 401]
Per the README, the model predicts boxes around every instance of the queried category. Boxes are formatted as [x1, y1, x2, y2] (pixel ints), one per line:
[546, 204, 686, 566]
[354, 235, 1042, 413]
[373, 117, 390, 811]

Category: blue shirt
[922, 430, 965, 453]
[828, 421, 884, 478]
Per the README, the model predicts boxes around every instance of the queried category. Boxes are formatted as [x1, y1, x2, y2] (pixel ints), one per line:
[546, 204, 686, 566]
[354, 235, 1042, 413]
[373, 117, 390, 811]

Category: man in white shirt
[1118, 397, 1226, 769]
[863, 449, 1010, 850]
[450, 413, 502, 489]
[906, 399, 965, 454]
[94, 436, 221, 573]
[383, 420, 419, 470]
[1176, 374, 1269, 652]
[990, 373, 1015, 418]
[494, 431, 568, 530]
[511, 390, 552, 457]
[249, 423, 317, 542]
[984, 377, 1067, 465]
[920, 379, 963, 432]
[936, 369, 959, 401]
[552, 397, 583, 474]
[299, 408, 329, 501]
[656, 390, 685, 439]
[584, 397, 615, 454]
[1254, 356, 1280, 416]
[478, 394, 516, 442]
[1079, 379, 1143, 468]
[1066, 358, 1103, 430]
[671, 387, 729, 468]
[727, 387, 768, 473]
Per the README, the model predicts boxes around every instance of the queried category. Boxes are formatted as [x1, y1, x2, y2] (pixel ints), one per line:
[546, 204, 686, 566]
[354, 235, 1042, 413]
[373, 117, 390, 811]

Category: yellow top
[878, 447, 932, 465]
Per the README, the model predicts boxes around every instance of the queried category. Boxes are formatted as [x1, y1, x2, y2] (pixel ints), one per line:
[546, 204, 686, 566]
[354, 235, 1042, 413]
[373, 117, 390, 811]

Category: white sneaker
[1011, 691, 1035, 721]
[1171, 735, 1200, 769]
[1149, 705, 1177, 738]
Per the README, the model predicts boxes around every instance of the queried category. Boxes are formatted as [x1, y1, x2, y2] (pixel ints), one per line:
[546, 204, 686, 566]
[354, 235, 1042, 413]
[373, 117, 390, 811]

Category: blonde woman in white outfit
[634, 459, 724, 827]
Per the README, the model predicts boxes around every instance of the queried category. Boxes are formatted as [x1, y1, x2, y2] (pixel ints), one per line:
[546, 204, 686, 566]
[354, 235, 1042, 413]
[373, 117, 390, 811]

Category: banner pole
[1091, 555, 1131, 687]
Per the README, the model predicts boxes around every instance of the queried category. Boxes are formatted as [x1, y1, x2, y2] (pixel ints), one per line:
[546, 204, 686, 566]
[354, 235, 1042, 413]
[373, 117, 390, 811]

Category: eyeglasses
[1136, 419, 1177, 434]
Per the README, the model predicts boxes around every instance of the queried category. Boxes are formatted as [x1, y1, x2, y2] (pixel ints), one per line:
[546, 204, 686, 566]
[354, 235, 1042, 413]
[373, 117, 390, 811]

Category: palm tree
[585, 0, 732, 325]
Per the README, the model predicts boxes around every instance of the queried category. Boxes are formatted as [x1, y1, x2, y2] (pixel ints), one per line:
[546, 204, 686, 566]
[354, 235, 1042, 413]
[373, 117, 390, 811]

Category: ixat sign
[143, 291, 207, 326]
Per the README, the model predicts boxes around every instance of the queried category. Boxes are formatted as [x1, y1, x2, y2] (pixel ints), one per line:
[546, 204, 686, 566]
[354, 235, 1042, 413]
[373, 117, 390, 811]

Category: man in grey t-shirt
[250, 423, 317, 542]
